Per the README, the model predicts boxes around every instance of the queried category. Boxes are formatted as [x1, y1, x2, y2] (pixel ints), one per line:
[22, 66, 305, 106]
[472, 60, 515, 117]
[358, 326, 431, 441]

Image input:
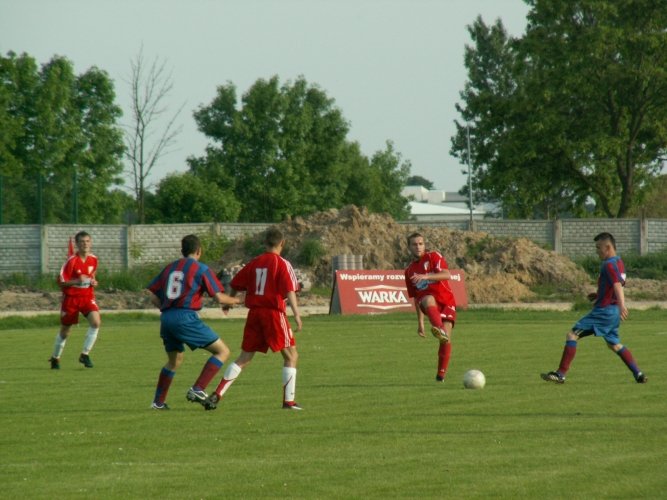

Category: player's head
[75, 231, 91, 244]
[264, 227, 285, 249]
[74, 231, 92, 254]
[407, 232, 426, 258]
[594, 232, 616, 259]
[181, 234, 202, 257]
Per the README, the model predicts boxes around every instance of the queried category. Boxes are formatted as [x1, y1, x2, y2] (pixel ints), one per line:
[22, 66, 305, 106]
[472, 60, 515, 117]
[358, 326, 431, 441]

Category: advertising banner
[329, 269, 467, 315]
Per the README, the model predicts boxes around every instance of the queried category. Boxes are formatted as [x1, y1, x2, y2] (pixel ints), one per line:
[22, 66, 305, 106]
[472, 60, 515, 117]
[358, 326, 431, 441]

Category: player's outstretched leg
[614, 345, 647, 383]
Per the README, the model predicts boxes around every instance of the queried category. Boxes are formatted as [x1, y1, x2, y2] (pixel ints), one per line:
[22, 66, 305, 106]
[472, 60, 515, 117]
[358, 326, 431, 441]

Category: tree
[630, 174, 667, 217]
[406, 175, 434, 189]
[0, 51, 125, 223]
[150, 172, 241, 223]
[452, 1, 667, 218]
[343, 141, 411, 218]
[124, 47, 183, 223]
[191, 75, 411, 221]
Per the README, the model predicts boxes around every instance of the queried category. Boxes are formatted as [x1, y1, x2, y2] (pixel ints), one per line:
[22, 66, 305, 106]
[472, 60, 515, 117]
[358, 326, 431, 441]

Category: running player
[49, 231, 100, 369]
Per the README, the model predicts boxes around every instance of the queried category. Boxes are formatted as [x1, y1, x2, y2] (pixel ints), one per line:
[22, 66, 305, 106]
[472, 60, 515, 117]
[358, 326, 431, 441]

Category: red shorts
[242, 308, 295, 353]
[420, 301, 457, 327]
[60, 296, 99, 326]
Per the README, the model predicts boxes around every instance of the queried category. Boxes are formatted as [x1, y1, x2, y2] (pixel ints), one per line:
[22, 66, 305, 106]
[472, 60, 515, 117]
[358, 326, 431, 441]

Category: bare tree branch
[123, 45, 184, 223]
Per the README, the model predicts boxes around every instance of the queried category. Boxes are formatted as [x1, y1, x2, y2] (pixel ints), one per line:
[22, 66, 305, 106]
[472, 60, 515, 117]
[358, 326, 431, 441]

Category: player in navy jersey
[205, 227, 303, 410]
[147, 234, 242, 410]
[542, 232, 647, 384]
[49, 231, 101, 369]
[404, 232, 457, 382]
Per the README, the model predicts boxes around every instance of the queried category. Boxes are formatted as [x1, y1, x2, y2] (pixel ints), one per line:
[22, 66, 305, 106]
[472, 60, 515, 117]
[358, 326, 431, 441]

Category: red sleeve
[431, 252, 448, 272]
[404, 268, 416, 298]
[58, 256, 76, 285]
[230, 264, 249, 291]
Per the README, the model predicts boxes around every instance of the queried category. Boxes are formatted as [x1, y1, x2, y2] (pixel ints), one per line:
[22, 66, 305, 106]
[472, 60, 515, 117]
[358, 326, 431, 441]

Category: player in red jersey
[541, 232, 647, 384]
[206, 227, 304, 410]
[49, 231, 101, 369]
[404, 232, 457, 382]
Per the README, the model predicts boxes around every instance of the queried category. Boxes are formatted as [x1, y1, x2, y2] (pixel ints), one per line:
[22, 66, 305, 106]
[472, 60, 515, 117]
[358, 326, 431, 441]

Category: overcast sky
[1, 0, 530, 192]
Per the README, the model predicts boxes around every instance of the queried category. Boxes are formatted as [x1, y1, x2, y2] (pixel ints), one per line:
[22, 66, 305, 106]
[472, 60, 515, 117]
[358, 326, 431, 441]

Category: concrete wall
[0, 223, 270, 277]
[2, 218, 667, 277]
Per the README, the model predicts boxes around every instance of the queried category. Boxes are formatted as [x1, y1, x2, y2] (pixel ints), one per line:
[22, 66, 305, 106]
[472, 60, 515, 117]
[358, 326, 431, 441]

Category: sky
[0, 0, 530, 193]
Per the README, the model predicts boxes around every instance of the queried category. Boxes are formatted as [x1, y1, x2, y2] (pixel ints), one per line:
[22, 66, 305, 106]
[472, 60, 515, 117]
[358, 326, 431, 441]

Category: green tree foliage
[150, 172, 241, 222]
[629, 174, 667, 217]
[406, 175, 434, 189]
[0, 52, 125, 223]
[190, 76, 410, 221]
[344, 141, 411, 218]
[452, 1, 667, 218]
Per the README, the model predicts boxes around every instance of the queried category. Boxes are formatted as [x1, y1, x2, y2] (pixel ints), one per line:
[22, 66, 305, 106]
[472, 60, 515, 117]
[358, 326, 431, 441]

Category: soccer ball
[463, 369, 486, 389]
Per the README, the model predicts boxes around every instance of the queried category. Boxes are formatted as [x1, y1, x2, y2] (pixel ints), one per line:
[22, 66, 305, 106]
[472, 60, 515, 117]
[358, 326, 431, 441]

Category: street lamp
[466, 124, 473, 228]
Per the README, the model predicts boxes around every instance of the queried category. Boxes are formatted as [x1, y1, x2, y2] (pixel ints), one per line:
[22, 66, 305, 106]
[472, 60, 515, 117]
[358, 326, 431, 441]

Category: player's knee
[167, 352, 184, 370]
[419, 296, 435, 309]
[219, 343, 230, 361]
[282, 347, 298, 365]
[607, 342, 622, 352]
[86, 312, 101, 328]
[210, 340, 230, 361]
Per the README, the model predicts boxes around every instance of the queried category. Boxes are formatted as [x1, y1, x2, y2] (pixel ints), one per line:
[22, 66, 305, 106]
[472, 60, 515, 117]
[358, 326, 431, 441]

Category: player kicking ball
[404, 232, 457, 382]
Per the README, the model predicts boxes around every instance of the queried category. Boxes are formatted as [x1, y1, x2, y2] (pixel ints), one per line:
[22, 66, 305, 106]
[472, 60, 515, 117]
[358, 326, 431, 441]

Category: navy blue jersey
[147, 258, 224, 311]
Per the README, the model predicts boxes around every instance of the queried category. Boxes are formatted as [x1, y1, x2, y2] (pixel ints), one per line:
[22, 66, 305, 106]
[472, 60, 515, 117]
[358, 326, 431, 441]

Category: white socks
[282, 367, 297, 403]
[217, 363, 297, 403]
[52, 333, 67, 359]
[219, 362, 242, 397]
[82, 327, 99, 354]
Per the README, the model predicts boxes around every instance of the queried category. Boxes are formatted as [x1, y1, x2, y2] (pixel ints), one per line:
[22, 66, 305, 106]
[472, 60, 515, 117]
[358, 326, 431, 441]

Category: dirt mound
[4, 205, 662, 313]
[0, 287, 156, 313]
[220, 205, 591, 303]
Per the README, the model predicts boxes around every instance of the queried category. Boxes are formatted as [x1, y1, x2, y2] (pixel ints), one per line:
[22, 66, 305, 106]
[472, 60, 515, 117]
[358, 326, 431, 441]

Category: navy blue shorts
[159, 309, 219, 353]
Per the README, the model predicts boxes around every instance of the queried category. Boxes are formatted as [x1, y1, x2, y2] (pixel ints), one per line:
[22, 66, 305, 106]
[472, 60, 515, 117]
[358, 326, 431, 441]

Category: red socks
[193, 356, 223, 392]
[425, 306, 443, 328]
[437, 342, 452, 376]
[154, 367, 175, 405]
[558, 340, 577, 375]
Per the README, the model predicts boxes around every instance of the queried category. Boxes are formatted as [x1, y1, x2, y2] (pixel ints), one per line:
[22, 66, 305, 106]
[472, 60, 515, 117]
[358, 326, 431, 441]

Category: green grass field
[1, 309, 666, 499]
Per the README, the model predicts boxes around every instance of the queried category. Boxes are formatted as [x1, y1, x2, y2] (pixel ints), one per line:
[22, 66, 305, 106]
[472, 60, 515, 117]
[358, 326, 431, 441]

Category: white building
[402, 186, 487, 221]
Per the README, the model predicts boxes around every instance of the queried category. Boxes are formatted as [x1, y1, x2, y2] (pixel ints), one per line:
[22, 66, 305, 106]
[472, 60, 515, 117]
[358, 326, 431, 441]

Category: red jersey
[231, 252, 299, 312]
[58, 253, 98, 299]
[404, 250, 456, 307]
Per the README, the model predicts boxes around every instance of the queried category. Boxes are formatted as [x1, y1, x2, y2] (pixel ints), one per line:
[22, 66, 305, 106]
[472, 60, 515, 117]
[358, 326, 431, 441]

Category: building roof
[408, 201, 482, 215]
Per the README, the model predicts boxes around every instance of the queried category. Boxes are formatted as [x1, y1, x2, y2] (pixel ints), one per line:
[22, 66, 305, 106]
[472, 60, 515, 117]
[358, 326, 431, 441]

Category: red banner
[329, 269, 467, 315]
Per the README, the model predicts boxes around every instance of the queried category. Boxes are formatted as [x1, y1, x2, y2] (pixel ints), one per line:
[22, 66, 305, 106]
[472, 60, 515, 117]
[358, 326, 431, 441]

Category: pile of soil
[220, 205, 592, 303]
[2, 205, 664, 312]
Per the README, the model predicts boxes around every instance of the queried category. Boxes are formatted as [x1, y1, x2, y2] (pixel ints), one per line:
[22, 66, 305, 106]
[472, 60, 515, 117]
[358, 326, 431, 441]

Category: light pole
[466, 124, 473, 228]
